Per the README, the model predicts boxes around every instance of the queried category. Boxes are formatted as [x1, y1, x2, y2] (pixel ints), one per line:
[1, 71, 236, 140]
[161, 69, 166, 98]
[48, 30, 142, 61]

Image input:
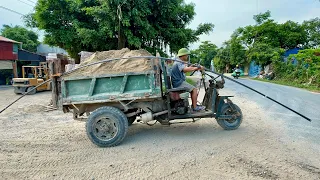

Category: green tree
[213, 43, 231, 73]
[190, 41, 217, 68]
[303, 18, 320, 48]
[228, 36, 247, 65]
[236, 11, 307, 50]
[0, 25, 39, 52]
[278, 21, 307, 49]
[212, 36, 247, 72]
[26, 0, 214, 62]
[246, 43, 284, 66]
[253, 10, 271, 25]
[230, 11, 307, 67]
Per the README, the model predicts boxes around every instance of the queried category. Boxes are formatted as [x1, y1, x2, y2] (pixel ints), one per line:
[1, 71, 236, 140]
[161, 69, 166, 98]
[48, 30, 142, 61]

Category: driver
[171, 48, 205, 112]
[235, 65, 240, 72]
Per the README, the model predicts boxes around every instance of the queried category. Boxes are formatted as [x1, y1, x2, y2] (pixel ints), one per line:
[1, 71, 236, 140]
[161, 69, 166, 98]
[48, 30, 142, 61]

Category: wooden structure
[48, 54, 70, 108]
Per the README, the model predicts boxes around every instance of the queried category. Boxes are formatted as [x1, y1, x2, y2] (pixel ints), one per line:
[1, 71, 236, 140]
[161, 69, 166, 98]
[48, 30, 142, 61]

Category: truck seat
[166, 76, 188, 92]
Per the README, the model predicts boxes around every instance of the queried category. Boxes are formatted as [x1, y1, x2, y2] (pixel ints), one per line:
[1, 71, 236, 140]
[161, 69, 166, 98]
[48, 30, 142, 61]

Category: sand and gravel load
[66, 48, 153, 77]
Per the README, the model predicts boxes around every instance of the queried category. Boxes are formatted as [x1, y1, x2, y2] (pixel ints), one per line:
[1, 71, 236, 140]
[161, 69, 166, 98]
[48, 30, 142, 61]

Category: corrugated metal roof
[18, 49, 46, 62]
[0, 36, 20, 44]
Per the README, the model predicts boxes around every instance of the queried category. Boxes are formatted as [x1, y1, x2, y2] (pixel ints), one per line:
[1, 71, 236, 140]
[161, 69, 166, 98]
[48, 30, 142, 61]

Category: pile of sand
[66, 48, 153, 77]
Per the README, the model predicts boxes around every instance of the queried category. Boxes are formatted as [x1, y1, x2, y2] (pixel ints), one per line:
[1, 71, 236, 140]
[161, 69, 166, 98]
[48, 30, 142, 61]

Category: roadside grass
[252, 78, 320, 93]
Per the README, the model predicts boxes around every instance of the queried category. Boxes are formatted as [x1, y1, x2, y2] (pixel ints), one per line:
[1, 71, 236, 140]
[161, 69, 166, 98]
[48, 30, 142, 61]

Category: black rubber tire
[127, 116, 136, 126]
[86, 106, 128, 147]
[217, 103, 243, 130]
[13, 88, 20, 95]
[26, 86, 37, 95]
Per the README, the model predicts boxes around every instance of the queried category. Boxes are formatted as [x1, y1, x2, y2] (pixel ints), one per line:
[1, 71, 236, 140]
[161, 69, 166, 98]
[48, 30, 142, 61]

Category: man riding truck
[171, 48, 205, 112]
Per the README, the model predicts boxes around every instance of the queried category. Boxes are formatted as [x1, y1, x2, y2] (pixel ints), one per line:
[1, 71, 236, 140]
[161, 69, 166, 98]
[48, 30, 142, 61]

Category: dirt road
[0, 86, 319, 179]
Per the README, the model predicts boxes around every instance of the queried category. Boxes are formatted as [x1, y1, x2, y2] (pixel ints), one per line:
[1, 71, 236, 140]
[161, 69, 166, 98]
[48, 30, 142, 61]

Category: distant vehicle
[12, 62, 51, 95]
[232, 68, 244, 79]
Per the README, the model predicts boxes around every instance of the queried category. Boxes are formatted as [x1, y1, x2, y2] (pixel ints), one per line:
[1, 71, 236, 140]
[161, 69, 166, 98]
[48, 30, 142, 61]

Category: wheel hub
[94, 117, 118, 141]
[223, 108, 238, 124]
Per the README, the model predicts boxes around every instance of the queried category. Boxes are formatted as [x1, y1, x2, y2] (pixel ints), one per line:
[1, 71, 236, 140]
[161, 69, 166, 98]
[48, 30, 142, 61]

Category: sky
[0, 0, 320, 50]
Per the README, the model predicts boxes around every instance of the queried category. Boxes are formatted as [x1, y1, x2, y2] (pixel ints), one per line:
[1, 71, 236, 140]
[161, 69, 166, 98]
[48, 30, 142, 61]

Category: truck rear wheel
[86, 106, 128, 147]
[217, 103, 243, 130]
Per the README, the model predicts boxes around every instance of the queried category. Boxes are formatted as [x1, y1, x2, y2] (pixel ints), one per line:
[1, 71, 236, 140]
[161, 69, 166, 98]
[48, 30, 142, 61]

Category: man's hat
[177, 48, 190, 57]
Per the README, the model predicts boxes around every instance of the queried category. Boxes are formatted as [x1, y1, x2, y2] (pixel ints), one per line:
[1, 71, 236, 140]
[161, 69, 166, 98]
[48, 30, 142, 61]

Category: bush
[273, 49, 320, 88]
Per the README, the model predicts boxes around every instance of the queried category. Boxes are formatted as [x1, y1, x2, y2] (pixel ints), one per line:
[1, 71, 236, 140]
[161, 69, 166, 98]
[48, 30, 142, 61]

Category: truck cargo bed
[60, 70, 162, 105]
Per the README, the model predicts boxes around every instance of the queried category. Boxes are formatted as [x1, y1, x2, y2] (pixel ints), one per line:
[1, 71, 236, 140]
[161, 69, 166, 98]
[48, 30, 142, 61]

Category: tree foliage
[213, 36, 247, 72]
[246, 43, 284, 66]
[0, 25, 39, 52]
[213, 10, 311, 72]
[303, 18, 320, 48]
[190, 41, 217, 68]
[253, 10, 271, 25]
[273, 49, 320, 87]
[25, 0, 214, 62]
[214, 47, 230, 72]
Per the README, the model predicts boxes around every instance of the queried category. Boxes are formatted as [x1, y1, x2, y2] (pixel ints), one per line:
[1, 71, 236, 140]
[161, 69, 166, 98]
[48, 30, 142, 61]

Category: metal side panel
[61, 72, 161, 105]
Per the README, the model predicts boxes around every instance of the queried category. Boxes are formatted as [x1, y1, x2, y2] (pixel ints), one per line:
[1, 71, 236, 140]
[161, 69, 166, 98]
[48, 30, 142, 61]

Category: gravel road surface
[0, 82, 319, 180]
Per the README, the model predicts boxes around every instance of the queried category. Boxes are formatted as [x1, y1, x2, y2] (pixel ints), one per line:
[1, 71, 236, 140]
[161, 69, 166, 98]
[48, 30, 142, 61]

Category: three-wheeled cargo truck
[54, 57, 243, 147]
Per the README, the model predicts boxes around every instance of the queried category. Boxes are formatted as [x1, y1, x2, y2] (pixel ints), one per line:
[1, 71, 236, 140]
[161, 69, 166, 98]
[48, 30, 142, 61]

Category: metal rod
[202, 68, 312, 122]
[153, 110, 169, 117]
[0, 79, 52, 114]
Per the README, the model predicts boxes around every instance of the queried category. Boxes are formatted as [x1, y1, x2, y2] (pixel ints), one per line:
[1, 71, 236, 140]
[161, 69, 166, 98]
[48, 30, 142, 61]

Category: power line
[25, 0, 36, 4]
[17, 0, 34, 7]
[0, 5, 25, 16]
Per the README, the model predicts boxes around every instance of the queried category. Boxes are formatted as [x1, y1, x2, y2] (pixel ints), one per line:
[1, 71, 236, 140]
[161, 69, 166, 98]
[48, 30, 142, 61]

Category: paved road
[220, 76, 320, 147]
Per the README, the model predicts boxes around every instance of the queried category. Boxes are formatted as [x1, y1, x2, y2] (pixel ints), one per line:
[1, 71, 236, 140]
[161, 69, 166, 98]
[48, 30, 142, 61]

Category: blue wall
[283, 48, 300, 65]
[248, 61, 261, 77]
[248, 48, 301, 77]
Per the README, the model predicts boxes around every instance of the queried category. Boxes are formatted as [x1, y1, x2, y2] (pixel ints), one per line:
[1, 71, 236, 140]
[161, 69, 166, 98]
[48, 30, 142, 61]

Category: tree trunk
[118, 28, 126, 49]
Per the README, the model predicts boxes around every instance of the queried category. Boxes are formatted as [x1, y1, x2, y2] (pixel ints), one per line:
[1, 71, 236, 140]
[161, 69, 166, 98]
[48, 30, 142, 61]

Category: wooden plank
[51, 76, 58, 108]
[49, 62, 58, 108]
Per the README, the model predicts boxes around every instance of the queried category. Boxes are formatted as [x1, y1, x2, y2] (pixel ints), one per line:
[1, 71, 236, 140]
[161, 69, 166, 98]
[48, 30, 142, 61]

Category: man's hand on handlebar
[198, 66, 204, 71]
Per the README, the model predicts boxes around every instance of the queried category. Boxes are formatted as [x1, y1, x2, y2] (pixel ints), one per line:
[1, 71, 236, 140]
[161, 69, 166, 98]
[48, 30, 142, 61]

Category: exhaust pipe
[140, 110, 168, 123]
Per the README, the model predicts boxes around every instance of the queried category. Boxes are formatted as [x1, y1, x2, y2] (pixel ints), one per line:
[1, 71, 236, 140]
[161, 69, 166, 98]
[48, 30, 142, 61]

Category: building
[16, 49, 46, 78]
[0, 36, 21, 84]
[0, 36, 47, 85]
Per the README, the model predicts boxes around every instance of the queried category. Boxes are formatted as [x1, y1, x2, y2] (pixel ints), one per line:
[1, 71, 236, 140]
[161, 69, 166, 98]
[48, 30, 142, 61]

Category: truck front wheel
[217, 103, 243, 130]
[86, 106, 128, 147]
